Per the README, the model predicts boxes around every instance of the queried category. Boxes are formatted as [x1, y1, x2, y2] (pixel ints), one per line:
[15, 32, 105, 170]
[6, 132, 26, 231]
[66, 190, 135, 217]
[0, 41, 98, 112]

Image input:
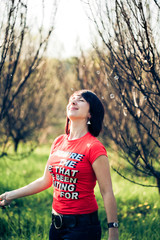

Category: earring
[87, 119, 91, 125]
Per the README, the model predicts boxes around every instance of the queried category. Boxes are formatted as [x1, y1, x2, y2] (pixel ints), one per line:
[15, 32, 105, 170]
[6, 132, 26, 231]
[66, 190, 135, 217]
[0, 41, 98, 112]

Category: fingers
[0, 194, 5, 206]
[0, 193, 11, 207]
[0, 193, 6, 199]
[0, 200, 6, 207]
[0, 196, 6, 207]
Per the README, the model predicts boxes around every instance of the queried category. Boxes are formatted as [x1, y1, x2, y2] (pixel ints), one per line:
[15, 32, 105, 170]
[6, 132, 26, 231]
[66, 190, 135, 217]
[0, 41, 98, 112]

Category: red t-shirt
[47, 132, 107, 214]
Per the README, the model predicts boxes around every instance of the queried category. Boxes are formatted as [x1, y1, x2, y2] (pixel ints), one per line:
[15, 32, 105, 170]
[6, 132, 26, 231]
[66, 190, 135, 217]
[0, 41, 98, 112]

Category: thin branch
[112, 167, 158, 188]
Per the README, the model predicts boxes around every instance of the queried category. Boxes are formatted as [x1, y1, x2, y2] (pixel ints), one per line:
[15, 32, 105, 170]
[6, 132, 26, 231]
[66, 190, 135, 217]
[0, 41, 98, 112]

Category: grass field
[0, 145, 160, 240]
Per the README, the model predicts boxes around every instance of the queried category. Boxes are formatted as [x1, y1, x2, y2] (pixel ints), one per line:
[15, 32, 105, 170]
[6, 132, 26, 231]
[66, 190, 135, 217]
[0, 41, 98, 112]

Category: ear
[88, 112, 91, 119]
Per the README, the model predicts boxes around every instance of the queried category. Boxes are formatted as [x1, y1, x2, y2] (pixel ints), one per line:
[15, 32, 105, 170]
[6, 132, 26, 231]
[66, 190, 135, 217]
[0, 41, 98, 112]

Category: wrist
[6, 191, 15, 201]
[108, 222, 119, 228]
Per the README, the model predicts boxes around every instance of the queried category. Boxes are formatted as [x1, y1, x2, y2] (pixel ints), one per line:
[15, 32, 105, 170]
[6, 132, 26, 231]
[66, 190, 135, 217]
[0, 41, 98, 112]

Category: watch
[108, 222, 119, 228]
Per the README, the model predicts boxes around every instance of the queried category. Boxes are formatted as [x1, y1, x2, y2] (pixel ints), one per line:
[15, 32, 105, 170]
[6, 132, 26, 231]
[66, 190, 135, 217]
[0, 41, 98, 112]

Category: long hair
[65, 90, 104, 137]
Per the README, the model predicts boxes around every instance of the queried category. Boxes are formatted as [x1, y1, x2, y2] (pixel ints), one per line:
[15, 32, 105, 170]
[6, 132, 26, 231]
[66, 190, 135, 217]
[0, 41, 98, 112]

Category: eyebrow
[70, 94, 82, 100]
[75, 94, 81, 98]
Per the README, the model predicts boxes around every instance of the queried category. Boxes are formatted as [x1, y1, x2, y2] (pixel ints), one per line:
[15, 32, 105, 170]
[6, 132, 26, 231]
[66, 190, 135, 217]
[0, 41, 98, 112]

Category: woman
[0, 90, 119, 240]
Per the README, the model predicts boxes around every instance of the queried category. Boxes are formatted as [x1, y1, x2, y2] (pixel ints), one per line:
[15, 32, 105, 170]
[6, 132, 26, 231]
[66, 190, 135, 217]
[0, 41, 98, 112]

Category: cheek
[85, 104, 90, 114]
[81, 104, 90, 118]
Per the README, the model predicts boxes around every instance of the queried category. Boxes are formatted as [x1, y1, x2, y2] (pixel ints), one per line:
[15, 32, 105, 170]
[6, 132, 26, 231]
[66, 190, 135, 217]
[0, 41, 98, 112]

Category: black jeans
[49, 211, 101, 240]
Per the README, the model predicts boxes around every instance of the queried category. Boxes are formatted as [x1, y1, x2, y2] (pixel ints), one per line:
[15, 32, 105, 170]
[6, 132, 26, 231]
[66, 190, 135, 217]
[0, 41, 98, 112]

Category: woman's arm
[0, 164, 52, 207]
[92, 155, 119, 240]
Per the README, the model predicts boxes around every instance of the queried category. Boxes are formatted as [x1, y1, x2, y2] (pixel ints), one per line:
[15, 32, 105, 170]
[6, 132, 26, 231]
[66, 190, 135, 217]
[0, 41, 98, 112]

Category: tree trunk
[14, 139, 19, 152]
[156, 176, 160, 195]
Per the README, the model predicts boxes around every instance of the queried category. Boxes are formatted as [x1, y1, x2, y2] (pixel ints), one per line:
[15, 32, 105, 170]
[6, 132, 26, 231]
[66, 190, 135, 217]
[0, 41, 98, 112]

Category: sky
[28, 0, 94, 59]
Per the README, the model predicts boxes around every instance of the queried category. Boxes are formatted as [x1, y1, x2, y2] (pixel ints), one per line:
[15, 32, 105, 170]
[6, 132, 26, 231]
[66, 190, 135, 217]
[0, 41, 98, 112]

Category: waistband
[52, 211, 99, 229]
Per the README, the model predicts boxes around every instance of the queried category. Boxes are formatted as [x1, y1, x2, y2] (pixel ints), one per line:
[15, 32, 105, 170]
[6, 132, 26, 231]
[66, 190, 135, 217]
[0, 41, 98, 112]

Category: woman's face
[67, 94, 91, 122]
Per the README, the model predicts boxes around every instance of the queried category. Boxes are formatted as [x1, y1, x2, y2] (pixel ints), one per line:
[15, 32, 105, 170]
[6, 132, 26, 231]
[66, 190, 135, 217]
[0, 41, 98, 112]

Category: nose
[70, 99, 77, 105]
[67, 99, 76, 109]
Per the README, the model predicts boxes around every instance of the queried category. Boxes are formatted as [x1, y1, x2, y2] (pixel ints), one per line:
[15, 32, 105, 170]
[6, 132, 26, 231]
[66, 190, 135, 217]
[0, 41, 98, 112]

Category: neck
[68, 120, 88, 140]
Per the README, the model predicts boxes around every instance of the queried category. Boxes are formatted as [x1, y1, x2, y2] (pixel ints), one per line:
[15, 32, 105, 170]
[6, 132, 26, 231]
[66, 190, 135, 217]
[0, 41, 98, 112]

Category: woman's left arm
[92, 155, 119, 240]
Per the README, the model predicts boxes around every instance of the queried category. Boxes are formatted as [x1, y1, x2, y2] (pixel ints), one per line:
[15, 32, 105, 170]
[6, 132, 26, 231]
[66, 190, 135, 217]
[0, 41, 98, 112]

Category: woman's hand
[0, 163, 52, 208]
[0, 192, 12, 207]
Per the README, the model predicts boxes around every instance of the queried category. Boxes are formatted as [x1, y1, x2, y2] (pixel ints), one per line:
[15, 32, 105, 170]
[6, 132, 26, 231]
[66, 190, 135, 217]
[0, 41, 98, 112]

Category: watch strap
[108, 222, 119, 228]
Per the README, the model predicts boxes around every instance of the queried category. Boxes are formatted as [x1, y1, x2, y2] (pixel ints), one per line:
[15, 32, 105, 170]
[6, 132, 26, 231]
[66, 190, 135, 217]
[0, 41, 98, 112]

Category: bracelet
[108, 222, 119, 228]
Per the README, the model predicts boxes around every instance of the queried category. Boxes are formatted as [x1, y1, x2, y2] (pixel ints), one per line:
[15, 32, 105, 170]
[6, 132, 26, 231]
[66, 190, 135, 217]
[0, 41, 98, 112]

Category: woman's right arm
[0, 164, 52, 207]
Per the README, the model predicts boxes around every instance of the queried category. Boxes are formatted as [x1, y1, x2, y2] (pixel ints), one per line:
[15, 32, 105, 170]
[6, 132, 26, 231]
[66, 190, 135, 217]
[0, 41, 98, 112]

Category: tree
[0, 0, 58, 157]
[3, 60, 60, 152]
[81, 0, 160, 192]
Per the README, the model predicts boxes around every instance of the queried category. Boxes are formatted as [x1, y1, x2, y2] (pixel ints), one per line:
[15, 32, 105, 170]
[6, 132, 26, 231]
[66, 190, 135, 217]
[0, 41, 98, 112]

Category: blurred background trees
[0, 0, 58, 156]
[79, 0, 160, 193]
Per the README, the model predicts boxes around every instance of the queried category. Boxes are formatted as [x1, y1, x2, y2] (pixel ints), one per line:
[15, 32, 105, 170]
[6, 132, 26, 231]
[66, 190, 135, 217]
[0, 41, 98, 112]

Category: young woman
[0, 90, 119, 240]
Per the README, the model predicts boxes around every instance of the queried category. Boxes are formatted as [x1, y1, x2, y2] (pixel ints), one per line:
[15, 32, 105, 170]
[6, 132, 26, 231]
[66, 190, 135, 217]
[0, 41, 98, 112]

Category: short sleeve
[88, 141, 107, 165]
[49, 134, 65, 156]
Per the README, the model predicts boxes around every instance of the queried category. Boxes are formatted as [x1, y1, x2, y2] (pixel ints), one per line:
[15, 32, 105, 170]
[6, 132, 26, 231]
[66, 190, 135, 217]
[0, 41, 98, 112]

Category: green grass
[0, 145, 160, 240]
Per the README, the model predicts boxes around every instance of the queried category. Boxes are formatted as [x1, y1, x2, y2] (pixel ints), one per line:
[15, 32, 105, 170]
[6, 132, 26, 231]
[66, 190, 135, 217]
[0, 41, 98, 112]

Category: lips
[69, 107, 78, 111]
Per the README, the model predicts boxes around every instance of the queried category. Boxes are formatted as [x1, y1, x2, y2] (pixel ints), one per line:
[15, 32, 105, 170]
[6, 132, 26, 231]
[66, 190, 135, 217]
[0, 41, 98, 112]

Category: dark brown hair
[65, 90, 104, 137]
